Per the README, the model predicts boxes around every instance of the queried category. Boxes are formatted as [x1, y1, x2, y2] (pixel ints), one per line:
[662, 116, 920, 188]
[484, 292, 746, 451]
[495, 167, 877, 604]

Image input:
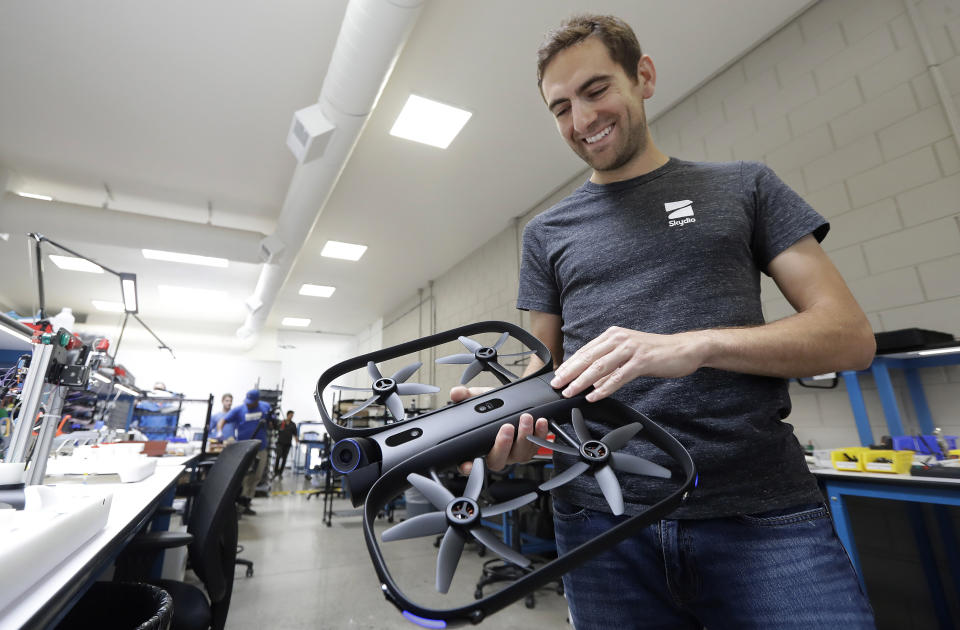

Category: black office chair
[117, 440, 259, 630]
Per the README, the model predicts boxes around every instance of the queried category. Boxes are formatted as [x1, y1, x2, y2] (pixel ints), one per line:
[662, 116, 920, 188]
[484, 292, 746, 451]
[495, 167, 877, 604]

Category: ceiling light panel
[320, 240, 367, 261]
[142, 249, 228, 268]
[281, 317, 311, 327]
[16, 192, 53, 201]
[299, 284, 336, 298]
[49, 255, 104, 273]
[390, 94, 472, 149]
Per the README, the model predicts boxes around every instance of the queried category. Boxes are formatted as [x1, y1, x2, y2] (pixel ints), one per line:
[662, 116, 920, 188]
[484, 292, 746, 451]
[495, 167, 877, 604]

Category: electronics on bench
[910, 465, 960, 479]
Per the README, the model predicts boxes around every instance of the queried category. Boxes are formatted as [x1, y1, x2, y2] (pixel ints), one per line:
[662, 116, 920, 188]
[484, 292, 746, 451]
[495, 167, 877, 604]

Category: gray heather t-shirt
[517, 158, 828, 519]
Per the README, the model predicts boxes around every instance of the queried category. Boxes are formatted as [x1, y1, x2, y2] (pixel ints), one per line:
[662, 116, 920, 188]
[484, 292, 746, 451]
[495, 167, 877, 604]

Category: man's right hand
[451, 386, 550, 475]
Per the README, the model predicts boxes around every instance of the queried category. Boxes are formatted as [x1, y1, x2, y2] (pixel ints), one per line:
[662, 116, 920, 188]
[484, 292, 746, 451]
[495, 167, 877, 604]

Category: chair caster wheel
[246, 567, 254, 577]
[474, 589, 483, 600]
[524, 595, 535, 609]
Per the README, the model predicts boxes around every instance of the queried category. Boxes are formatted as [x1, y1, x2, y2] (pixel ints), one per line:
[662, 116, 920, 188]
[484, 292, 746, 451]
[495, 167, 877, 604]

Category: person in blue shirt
[209, 393, 233, 439]
[221, 389, 271, 514]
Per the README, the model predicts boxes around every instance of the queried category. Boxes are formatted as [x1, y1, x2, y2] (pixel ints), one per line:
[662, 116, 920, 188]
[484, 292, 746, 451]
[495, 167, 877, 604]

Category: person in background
[221, 389, 271, 515]
[210, 393, 233, 439]
[274, 410, 298, 478]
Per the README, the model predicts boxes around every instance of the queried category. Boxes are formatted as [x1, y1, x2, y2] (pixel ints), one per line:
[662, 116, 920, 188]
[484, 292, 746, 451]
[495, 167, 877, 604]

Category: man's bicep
[529, 310, 563, 370]
[767, 235, 861, 315]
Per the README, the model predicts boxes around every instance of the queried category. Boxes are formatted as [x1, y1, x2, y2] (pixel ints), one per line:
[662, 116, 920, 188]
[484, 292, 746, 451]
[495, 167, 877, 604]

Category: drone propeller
[330, 361, 439, 423]
[526, 407, 671, 515]
[381, 458, 538, 593]
[436, 333, 535, 386]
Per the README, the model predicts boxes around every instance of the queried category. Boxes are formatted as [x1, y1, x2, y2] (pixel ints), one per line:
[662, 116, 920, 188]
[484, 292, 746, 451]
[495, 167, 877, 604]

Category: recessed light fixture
[320, 240, 367, 261]
[142, 249, 228, 268]
[281, 317, 311, 327]
[390, 94, 472, 149]
[92, 300, 125, 312]
[16, 192, 53, 201]
[49, 255, 104, 273]
[299, 284, 336, 298]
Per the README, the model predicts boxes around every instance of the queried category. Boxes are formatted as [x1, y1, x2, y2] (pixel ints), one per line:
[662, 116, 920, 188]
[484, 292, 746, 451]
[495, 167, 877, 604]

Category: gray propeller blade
[539, 461, 590, 491]
[329, 384, 372, 392]
[460, 360, 484, 385]
[436, 353, 474, 365]
[396, 383, 441, 395]
[382, 512, 448, 542]
[367, 361, 383, 381]
[481, 492, 538, 518]
[436, 527, 467, 593]
[470, 528, 531, 568]
[526, 435, 579, 457]
[385, 393, 406, 422]
[601, 423, 643, 451]
[611, 452, 671, 479]
[571, 407, 592, 444]
[391, 361, 422, 384]
[407, 473, 454, 510]
[341, 395, 378, 419]
[488, 361, 519, 382]
[464, 458, 485, 500]
[492, 332, 510, 350]
[458, 335, 482, 353]
[595, 465, 625, 515]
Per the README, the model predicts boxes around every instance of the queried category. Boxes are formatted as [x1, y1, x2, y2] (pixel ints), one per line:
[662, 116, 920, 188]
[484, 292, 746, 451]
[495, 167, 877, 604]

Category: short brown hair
[537, 14, 643, 89]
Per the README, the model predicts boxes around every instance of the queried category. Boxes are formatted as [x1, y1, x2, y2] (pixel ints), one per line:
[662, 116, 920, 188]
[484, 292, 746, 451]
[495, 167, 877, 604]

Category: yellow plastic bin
[831, 447, 868, 472]
[863, 449, 914, 474]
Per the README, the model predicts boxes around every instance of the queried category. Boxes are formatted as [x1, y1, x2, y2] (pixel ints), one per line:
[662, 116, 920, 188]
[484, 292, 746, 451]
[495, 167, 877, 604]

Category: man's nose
[572, 101, 597, 136]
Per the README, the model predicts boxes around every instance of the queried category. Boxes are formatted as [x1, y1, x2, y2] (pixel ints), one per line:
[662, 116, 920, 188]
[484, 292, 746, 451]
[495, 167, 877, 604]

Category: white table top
[0, 455, 196, 630]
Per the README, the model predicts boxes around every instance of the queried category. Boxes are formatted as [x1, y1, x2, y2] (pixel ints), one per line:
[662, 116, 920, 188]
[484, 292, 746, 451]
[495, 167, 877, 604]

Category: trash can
[404, 486, 435, 518]
[56, 581, 173, 630]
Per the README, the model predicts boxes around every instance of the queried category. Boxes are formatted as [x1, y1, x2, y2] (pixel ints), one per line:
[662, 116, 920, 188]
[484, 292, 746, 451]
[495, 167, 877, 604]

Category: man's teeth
[585, 126, 612, 144]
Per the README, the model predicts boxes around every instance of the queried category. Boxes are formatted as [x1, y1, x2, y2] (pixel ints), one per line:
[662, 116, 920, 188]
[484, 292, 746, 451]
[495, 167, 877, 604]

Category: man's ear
[637, 54, 656, 99]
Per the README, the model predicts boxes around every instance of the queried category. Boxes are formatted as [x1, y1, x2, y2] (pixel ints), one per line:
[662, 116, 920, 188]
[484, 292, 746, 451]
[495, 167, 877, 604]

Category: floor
[225, 470, 571, 630]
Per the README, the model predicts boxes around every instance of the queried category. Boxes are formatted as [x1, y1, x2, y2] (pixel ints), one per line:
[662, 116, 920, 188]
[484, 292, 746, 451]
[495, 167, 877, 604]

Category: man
[454, 14, 876, 629]
[274, 410, 298, 478]
[221, 389, 271, 515]
[210, 392, 233, 439]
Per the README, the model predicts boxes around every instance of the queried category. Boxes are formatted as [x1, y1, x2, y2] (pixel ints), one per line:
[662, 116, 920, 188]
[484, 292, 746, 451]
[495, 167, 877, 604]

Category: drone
[315, 321, 696, 627]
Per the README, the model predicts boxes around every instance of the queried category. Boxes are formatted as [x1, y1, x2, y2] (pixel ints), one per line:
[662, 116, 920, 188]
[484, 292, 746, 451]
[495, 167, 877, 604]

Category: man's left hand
[549, 326, 710, 402]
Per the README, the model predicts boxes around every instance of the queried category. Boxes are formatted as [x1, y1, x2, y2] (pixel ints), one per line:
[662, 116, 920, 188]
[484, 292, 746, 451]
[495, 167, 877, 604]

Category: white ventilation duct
[237, 0, 425, 342]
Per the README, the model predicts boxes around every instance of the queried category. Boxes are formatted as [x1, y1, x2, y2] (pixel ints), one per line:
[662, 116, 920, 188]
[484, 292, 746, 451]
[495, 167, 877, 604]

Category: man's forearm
[693, 307, 875, 378]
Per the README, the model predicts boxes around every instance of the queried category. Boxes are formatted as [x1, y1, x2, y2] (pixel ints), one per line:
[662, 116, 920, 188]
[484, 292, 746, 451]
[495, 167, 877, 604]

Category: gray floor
[225, 471, 571, 629]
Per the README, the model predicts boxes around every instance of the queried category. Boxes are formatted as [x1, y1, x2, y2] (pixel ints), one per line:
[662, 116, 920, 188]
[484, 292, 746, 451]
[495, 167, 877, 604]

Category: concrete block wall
[378, 0, 960, 450]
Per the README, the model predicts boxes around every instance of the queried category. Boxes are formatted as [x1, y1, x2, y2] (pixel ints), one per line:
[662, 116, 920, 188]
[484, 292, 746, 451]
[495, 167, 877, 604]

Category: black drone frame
[314, 321, 697, 628]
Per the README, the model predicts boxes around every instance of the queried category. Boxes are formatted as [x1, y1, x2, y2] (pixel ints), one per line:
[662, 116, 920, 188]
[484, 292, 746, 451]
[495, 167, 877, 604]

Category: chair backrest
[186, 440, 258, 627]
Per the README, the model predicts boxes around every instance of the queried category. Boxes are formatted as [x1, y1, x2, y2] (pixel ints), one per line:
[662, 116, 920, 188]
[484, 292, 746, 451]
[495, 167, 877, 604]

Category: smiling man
[452, 13, 877, 629]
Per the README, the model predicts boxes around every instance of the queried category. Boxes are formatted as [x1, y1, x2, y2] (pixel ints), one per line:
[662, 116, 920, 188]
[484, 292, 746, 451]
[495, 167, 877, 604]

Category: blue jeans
[553, 498, 875, 629]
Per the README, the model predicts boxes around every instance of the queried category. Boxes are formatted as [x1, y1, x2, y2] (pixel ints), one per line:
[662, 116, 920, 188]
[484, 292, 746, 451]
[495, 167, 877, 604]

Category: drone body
[314, 321, 696, 627]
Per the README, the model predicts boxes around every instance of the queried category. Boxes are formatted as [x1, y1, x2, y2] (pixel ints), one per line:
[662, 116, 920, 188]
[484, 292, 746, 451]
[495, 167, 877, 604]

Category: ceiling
[0, 0, 813, 349]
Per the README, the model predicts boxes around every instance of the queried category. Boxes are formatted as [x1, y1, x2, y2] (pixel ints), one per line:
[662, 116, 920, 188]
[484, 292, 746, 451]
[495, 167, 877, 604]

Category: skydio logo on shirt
[665, 200, 695, 227]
